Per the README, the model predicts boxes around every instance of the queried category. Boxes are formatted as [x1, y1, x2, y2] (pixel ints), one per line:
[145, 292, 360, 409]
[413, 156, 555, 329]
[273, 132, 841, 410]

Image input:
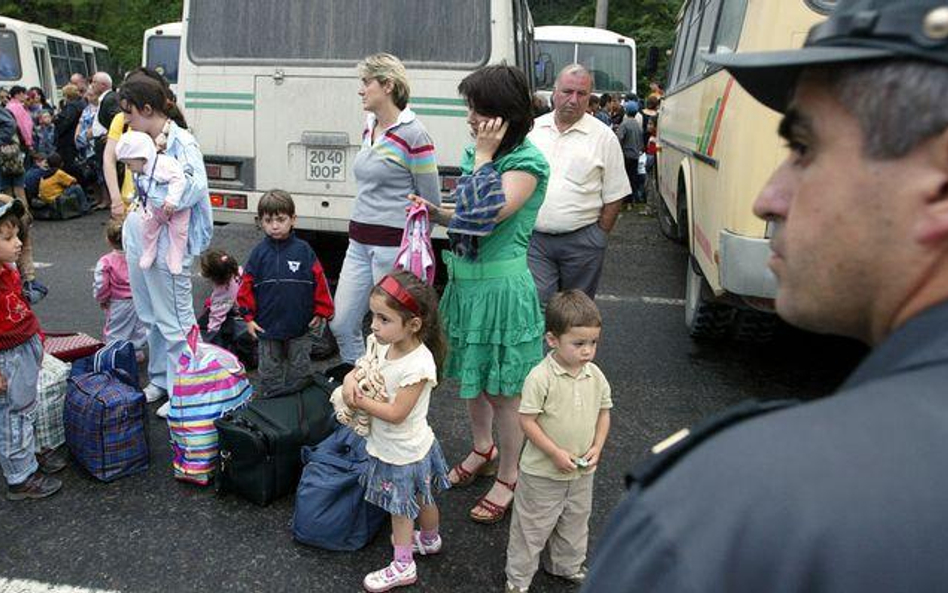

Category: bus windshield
[147, 36, 180, 83]
[537, 40, 632, 92]
[0, 30, 21, 81]
[188, 0, 491, 68]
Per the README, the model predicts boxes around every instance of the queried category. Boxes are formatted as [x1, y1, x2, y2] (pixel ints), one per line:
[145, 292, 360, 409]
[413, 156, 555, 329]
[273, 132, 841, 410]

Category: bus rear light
[225, 194, 248, 210]
[206, 163, 239, 181]
[209, 193, 247, 209]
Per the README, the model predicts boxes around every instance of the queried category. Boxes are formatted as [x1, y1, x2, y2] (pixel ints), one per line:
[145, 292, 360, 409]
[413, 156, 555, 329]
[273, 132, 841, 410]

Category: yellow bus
[655, 0, 836, 340]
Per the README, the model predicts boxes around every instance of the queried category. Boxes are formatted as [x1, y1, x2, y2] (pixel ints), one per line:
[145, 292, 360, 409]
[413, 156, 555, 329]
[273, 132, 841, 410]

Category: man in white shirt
[527, 65, 631, 303]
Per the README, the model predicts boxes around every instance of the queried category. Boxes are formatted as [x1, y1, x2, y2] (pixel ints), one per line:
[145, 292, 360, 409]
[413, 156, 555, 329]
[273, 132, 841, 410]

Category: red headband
[378, 275, 421, 316]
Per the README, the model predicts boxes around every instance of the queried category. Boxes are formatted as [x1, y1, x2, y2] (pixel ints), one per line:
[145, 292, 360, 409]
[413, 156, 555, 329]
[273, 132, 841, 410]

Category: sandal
[469, 478, 516, 524]
[449, 444, 498, 487]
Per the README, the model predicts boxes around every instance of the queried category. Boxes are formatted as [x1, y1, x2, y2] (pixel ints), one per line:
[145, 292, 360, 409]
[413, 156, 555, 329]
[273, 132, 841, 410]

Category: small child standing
[505, 290, 612, 593]
[199, 248, 243, 343]
[237, 190, 334, 395]
[93, 219, 147, 361]
[114, 130, 188, 274]
[341, 270, 451, 592]
[0, 197, 65, 500]
[32, 110, 55, 158]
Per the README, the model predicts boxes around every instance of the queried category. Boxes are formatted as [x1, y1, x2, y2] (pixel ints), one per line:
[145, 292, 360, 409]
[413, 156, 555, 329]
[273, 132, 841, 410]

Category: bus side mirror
[645, 47, 660, 79]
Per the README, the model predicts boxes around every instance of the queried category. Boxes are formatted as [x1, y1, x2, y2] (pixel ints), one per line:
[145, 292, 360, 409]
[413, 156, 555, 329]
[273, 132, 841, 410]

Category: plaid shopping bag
[44, 332, 104, 362]
[34, 354, 71, 451]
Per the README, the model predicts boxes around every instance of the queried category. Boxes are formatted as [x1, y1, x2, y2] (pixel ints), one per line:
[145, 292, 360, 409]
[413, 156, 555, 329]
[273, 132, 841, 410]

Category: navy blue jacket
[237, 233, 333, 341]
[585, 300, 948, 592]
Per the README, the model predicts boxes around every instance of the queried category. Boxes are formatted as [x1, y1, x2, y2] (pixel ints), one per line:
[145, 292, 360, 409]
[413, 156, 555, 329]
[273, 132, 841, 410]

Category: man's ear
[914, 128, 948, 245]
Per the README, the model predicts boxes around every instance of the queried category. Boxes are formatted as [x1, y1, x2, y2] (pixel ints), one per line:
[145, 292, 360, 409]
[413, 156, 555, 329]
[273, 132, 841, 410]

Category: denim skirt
[361, 438, 451, 519]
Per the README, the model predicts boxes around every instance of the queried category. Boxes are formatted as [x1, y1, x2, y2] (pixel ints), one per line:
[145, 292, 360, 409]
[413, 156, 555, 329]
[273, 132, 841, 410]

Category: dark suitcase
[214, 375, 336, 506]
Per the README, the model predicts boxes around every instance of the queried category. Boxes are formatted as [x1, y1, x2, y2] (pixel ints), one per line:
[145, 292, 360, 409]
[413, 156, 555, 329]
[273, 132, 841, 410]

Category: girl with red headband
[341, 270, 450, 592]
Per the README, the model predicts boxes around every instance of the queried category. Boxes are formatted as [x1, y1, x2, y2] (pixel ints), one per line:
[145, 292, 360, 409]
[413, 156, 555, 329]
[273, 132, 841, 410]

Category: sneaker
[143, 383, 167, 403]
[505, 582, 529, 593]
[36, 447, 68, 474]
[6, 470, 62, 500]
[412, 530, 442, 556]
[549, 565, 588, 585]
[156, 400, 171, 418]
[363, 561, 417, 592]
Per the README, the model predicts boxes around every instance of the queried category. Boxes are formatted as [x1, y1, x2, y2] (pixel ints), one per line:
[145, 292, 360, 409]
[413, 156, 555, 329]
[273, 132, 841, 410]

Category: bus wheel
[684, 256, 733, 339]
[656, 188, 681, 243]
[732, 310, 779, 343]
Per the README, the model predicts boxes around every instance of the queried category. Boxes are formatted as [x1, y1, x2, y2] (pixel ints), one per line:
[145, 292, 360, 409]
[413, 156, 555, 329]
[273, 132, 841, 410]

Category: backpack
[0, 134, 24, 177]
[168, 326, 254, 485]
[292, 425, 387, 551]
[65, 371, 149, 482]
[394, 201, 436, 285]
[93, 340, 140, 389]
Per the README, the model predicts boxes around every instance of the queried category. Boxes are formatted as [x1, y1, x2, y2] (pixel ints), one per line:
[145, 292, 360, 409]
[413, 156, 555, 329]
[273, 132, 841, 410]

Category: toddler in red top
[0, 197, 63, 500]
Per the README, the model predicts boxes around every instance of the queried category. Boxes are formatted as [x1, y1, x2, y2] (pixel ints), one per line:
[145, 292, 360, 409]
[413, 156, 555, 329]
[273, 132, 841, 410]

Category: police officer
[583, 0, 948, 591]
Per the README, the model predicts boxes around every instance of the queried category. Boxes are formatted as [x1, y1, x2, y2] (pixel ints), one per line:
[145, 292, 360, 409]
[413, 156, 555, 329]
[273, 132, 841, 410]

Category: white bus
[0, 16, 111, 105]
[142, 22, 181, 97]
[534, 25, 636, 104]
[178, 0, 536, 234]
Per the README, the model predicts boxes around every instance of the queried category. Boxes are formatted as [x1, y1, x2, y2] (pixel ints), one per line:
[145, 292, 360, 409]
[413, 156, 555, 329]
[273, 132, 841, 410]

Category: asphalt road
[0, 209, 865, 593]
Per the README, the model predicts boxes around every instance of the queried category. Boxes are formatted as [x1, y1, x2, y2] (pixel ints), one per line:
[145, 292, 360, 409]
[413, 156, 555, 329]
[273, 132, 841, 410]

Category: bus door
[254, 73, 364, 217]
[31, 44, 52, 99]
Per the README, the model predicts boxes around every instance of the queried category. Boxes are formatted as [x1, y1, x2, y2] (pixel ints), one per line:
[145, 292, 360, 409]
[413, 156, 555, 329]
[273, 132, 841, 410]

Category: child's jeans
[0, 335, 42, 485]
[257, 336, 311, 397]
[505, 472, 595, 590]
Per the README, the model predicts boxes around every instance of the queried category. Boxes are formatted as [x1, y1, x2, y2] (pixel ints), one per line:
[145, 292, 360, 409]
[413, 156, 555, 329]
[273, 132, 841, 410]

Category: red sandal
[448, 444, 498, 487]
[469, 478, 517, 524]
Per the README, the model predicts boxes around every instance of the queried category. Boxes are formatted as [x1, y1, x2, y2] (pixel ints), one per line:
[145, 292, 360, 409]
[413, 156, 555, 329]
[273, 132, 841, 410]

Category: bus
[534, 25, 636, 104]
[142, 22, 181, 97]
[178, 0, 536, 234]
[655, 0, 836, 341]
[0, 16, 111, 105]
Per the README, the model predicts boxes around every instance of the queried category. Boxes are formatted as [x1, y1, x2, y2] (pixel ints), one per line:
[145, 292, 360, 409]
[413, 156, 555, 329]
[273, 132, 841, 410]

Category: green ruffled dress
[440, 140, 550, 398]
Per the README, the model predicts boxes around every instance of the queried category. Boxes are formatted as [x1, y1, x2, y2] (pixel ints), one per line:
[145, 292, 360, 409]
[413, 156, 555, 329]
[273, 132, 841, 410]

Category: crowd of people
[4, 1, 946, 589]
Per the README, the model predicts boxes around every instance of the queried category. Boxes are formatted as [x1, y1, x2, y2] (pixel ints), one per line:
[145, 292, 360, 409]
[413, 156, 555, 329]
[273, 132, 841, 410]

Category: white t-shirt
[528, 112, 631, 234]
[364, 335, 438, 466]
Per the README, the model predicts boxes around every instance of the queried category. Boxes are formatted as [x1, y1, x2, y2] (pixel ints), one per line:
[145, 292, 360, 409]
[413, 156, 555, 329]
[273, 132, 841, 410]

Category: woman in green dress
[413, 64, 549, 523]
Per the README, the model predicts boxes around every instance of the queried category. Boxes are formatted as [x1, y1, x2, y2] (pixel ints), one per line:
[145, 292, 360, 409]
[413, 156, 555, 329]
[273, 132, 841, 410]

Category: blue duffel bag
[93, 340, 140, 389]
[65, 371, 149, 482]
[292, 424, 387, 551]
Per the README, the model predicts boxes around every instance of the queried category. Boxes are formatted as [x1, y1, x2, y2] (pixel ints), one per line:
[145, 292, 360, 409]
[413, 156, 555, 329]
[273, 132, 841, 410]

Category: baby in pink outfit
[115, 130, 189, 274]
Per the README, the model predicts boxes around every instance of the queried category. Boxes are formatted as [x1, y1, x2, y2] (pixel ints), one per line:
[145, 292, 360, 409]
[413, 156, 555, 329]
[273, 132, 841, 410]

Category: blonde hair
[62, 84, 80, 100]
[357, 53, 410, 110]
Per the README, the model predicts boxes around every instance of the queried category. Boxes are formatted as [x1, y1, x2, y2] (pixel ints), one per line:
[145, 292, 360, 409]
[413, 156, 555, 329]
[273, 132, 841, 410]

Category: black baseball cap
[705, 0, 948, 112]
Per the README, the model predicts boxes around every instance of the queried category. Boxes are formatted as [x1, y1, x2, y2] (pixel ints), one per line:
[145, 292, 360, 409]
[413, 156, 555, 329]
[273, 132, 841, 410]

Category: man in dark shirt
[584, 1, 948, 591]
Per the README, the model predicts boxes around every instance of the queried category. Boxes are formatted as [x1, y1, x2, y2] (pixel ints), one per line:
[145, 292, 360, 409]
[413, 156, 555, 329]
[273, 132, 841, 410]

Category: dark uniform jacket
[585, 300, 948, 592]
[236, 232, 333, 341]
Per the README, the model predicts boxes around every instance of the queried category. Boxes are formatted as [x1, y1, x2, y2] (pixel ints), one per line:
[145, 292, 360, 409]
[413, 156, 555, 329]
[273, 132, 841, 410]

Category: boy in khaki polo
[505, 290, 612, 593]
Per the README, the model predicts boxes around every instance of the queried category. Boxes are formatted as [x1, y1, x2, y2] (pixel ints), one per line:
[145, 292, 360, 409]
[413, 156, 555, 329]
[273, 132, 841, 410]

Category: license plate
[306, 148, 346, 182]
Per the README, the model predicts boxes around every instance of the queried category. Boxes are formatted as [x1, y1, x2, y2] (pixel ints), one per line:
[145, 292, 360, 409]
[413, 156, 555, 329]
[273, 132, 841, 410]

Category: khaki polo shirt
[519, 353, 613, 480]
[527, 112, 631, 234]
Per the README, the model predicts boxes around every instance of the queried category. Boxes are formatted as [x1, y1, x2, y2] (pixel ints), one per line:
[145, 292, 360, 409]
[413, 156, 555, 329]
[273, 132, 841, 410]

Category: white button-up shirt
[528, 112, 631, 234]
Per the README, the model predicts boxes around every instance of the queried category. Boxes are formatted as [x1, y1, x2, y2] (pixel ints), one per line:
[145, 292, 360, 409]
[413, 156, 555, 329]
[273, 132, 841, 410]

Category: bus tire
[685, 256, 733, 339]
[732, 310, 778, 343]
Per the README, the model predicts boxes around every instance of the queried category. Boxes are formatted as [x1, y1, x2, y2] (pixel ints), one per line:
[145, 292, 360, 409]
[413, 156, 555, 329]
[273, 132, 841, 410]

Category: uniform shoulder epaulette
[627, 398, 800, 489]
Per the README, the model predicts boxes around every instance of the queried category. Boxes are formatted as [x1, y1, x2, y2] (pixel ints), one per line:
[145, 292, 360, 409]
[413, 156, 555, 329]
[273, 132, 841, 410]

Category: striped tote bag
[169, 326, 254, 485]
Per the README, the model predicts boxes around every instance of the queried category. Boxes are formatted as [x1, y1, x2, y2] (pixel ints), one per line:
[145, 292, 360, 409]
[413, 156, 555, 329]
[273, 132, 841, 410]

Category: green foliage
[0, 0, 183, 75]
[531, 0, 685, 93]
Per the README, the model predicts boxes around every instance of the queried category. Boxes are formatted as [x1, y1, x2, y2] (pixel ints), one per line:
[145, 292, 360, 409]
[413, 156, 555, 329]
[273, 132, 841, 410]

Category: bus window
[84, 52, 95, 76]
[94, 48, 112, 75]
[694, 0, 721, 75]
[536, 41, 575, 89]
[146, 36, 180, 83]
[0, 30, 21, 81]
[32, 45, 52, 98]
[577, 43, 632, 92]
[188, 0, 491, 67]
[713, 0, 748, 55]
[48, 37, 87, 84]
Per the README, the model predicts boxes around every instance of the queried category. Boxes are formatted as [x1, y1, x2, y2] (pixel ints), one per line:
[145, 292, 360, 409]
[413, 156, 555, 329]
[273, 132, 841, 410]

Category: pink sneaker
[363, 561, 417, 592]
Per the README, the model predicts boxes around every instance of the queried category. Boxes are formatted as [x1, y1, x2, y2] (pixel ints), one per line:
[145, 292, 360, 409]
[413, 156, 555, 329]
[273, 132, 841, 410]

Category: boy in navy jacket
[237, 190, 334, 396]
